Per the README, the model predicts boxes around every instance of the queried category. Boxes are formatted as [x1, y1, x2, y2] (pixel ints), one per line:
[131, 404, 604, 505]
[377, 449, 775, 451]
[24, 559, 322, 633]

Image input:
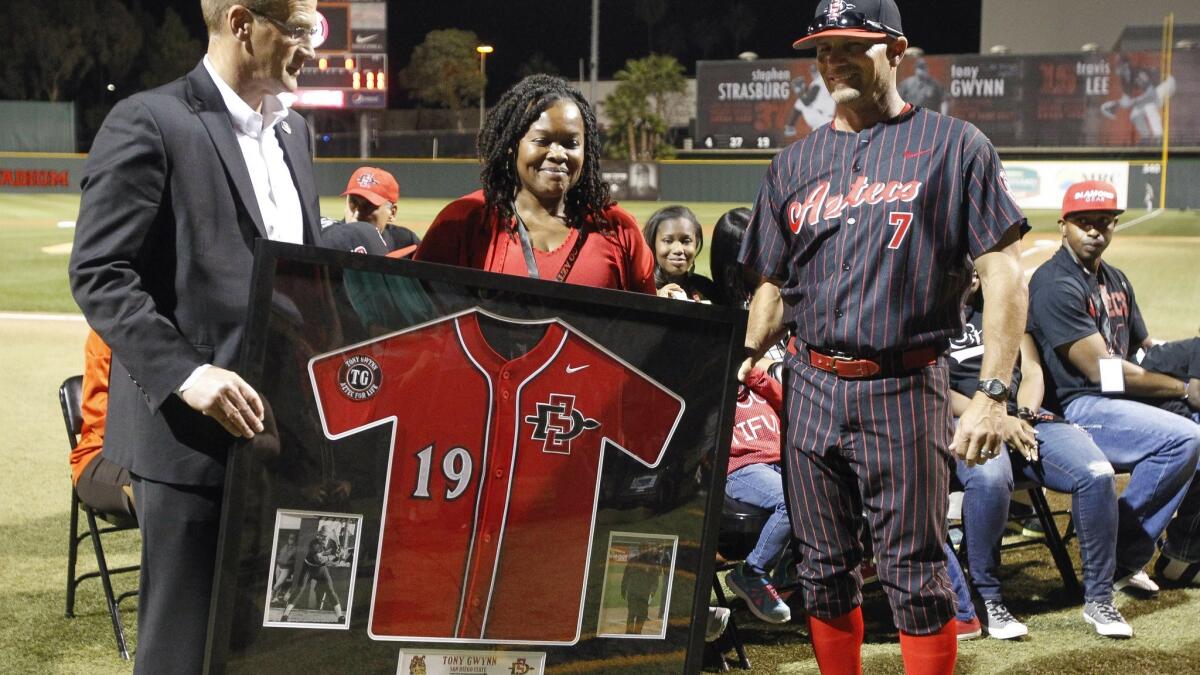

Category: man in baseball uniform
[739, 1, 1029, 672]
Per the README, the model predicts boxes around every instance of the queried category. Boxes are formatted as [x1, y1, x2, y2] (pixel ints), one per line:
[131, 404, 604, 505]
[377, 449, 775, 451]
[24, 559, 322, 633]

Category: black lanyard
[1086, 267, 1119, 357]
[1066, 250, 1119, 356]
[512, 210, 588, 283]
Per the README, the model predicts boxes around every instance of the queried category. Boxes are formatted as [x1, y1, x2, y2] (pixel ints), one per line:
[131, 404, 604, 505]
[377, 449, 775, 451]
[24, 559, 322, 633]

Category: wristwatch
[977, 378, 1010, 403]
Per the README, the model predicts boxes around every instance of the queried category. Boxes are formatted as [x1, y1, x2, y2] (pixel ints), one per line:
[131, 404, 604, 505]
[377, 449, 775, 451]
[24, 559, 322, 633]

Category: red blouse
[415, 190, 656, 294]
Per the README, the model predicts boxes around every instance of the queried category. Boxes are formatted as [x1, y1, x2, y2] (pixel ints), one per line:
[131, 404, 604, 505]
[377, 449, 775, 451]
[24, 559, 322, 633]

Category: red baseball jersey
[308, 308, 684, 644]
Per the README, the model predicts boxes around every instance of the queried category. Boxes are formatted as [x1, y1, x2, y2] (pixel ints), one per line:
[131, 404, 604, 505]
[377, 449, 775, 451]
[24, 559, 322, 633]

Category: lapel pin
[280, 120, 292, 135]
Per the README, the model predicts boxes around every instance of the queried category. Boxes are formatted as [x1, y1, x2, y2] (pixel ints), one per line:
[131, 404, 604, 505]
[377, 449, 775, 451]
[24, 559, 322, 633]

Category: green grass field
[0, 193, 1197, 673]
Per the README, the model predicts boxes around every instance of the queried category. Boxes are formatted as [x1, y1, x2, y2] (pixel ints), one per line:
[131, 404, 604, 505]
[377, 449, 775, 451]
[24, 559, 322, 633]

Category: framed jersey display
[205, 242, 746, 673]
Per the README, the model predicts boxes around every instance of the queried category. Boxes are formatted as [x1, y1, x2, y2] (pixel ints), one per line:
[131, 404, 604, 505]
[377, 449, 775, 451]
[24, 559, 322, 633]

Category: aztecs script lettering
[788, 177, 922, 233]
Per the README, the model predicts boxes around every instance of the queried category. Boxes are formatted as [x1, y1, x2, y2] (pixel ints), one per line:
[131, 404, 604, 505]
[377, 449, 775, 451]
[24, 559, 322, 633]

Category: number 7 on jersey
[887, 212, 913, 250]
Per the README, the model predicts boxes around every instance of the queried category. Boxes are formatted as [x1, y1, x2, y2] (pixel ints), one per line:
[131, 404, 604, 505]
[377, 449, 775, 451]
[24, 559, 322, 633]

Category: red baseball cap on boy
[343, 167, 399, 206]
[1061, 180, 1124, 219]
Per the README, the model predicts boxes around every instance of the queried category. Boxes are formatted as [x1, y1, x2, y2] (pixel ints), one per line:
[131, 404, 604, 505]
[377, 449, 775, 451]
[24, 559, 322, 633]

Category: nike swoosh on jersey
[565, 364, 589, 373]
[903, 148, 933, 160]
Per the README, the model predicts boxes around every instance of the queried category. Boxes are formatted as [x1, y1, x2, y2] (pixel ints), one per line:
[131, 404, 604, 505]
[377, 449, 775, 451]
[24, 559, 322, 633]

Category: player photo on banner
[262, 510, 362, 630]
[206, 242, 745, 673]
[601, 161, 659, 201]
[697, 49, 1200, 150]
[596, 533, 678, 639]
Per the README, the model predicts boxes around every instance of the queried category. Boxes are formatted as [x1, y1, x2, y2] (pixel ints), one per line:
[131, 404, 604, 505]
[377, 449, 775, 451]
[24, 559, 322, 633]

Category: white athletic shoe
[1083, 600, 1133, 638]
[706, 606, 731, 642]
[1155, 552, 1200, 586]
[984, 599, 1028, 640]
[1115, 569, 1160, 596]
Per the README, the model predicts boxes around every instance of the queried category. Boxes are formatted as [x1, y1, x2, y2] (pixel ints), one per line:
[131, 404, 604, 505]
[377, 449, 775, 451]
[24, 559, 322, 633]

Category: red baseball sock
[807, 607, 863, 675]
[898, 620, 957, 675]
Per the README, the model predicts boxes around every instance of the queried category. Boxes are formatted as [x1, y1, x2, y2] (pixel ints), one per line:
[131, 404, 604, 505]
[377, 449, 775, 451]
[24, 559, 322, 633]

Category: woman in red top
[415, 75, 657, 294]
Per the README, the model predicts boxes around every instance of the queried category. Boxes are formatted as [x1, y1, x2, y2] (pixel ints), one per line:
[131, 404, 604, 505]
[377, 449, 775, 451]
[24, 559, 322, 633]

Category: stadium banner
[696, 49, 1200, 151]
[998, 160, 1130, 210]
[206, 241, 745, 673]
[601, 161, 660, 201]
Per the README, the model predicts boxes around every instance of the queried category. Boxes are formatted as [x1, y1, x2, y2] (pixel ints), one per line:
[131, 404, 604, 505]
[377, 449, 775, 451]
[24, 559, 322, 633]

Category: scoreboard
[695, 59, 815, 152]
[293, 1, 387, 109]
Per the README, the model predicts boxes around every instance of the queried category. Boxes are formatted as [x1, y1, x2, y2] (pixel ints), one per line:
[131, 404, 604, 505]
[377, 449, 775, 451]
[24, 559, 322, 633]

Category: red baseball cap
[1061, 180, 1124, 219]
[343, 167, 399, 206]
[793, 0, 904, 50]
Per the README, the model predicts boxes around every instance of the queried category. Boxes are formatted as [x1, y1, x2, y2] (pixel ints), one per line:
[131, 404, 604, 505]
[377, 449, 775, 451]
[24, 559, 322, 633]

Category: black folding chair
[60, 375, 140, 660]
[955, 477, 1082, 597]
[706, 494, 774, 671]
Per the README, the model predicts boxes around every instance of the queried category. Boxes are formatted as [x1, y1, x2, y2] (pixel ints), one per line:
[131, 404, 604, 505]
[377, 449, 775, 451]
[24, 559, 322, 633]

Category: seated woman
[951, 273, 1130, 639]
[642, 205, 716, 302]
[415, 74, 658, 295]
[708, 207, 790, 623]
[71, 330, 136, 519]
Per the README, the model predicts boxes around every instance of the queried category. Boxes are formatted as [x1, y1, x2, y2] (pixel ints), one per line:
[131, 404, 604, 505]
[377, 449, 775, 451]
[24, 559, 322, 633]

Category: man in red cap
[1028, 179, 1200, 599]
[322, 167, 419, 257]
[739, 0, 1029, 672]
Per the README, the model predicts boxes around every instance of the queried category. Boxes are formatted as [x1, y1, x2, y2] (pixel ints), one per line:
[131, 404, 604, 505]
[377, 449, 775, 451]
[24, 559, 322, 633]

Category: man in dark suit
[68, 1, 320, 671]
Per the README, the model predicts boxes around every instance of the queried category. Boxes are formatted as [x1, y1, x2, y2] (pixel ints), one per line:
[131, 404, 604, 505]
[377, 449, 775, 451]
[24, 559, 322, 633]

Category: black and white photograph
[263, 510, 363, 630]
[596, 532, 678, 639]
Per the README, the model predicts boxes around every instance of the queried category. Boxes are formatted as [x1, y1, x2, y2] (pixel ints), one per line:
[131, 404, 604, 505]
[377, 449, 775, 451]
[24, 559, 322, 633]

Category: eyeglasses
[248, 8, 320, 43]
[806, 11, 903, 40]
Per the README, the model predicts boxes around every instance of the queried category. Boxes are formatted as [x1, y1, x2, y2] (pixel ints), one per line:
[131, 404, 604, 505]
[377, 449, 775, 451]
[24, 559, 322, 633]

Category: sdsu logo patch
[337, 354, 381, 400]
[524, 393, 600, 454]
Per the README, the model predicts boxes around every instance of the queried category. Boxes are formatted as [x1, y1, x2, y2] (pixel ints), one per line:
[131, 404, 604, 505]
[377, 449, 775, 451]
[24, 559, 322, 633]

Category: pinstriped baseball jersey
[737, 106, 1022, 634]
[308, 308, 684, 644]
[738, 106, 1025, 357]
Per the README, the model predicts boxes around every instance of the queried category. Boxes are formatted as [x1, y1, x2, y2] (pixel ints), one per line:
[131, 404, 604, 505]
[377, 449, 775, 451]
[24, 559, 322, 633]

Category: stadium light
[477, 45, 494, 129]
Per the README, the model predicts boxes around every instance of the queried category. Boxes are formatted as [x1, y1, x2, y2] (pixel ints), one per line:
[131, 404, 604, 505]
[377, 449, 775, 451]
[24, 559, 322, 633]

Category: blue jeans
[943, 542, 975, 621]
[725, 463, 791, 573]
[956, 419, 1119, 602]
[1066, 395, 1200, 566]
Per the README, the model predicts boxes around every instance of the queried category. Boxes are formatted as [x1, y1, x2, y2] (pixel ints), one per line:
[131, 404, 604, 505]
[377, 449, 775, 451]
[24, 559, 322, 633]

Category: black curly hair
[477, 74, 612, 232]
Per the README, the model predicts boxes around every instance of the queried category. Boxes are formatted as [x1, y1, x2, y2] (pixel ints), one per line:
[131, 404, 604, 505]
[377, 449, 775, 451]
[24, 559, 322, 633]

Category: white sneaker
[706, 606, 731, 642]
[1115, 569, 1160, 596]
[984, 599, 1028, 640]
[1155, 552, 1200, 586]
[1083, 600, 1133, 638]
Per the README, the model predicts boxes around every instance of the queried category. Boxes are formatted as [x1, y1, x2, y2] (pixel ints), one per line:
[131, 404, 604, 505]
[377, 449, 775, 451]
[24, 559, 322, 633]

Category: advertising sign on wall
[696, 50, 1200, 150]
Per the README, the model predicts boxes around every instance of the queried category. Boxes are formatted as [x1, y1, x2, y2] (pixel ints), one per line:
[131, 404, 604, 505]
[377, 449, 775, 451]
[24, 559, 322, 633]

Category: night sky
[157, 0, 981, 102]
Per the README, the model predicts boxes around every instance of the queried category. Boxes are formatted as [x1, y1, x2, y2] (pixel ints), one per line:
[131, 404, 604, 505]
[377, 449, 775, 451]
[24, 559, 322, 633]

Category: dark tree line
[0, 0, 204, 150]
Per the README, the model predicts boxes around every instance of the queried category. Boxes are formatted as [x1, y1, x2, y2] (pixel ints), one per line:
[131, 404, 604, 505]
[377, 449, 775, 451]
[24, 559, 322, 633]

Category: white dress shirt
[202, 55, 304, 245]
[181, 58, 308, 394]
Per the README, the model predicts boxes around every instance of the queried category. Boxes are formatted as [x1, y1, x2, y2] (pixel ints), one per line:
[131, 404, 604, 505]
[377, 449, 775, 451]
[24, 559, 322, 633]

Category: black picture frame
[205, 241, 746, 673]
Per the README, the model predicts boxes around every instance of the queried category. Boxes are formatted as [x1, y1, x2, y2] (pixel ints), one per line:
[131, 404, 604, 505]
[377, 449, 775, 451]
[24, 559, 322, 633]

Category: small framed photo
[263, 509, 363, 630]
[596, 532, 678, 639]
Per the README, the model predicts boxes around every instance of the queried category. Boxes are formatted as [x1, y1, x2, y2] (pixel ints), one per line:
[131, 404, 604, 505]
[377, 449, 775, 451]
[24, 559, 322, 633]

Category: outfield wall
[5, 153, 1200, 211]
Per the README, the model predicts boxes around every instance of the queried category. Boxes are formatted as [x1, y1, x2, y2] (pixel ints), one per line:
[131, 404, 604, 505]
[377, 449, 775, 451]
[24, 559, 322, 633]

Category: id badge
[1099, 357, 1125, 393]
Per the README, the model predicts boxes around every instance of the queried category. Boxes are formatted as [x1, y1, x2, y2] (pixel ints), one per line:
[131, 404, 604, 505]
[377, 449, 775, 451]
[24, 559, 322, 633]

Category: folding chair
[60, 375, 140, 660]
[1006, 479, 1081, 595]
[706, 494, 774, 671]
[955, 477, 1081, 597]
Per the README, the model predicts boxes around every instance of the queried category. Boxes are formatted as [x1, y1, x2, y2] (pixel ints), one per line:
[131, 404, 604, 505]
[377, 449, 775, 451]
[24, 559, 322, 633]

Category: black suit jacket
[70, 62, 321, 486]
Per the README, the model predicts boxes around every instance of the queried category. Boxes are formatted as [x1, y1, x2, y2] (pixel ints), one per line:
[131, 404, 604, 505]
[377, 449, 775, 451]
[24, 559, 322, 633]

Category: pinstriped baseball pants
[783, 359, 957, 635]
